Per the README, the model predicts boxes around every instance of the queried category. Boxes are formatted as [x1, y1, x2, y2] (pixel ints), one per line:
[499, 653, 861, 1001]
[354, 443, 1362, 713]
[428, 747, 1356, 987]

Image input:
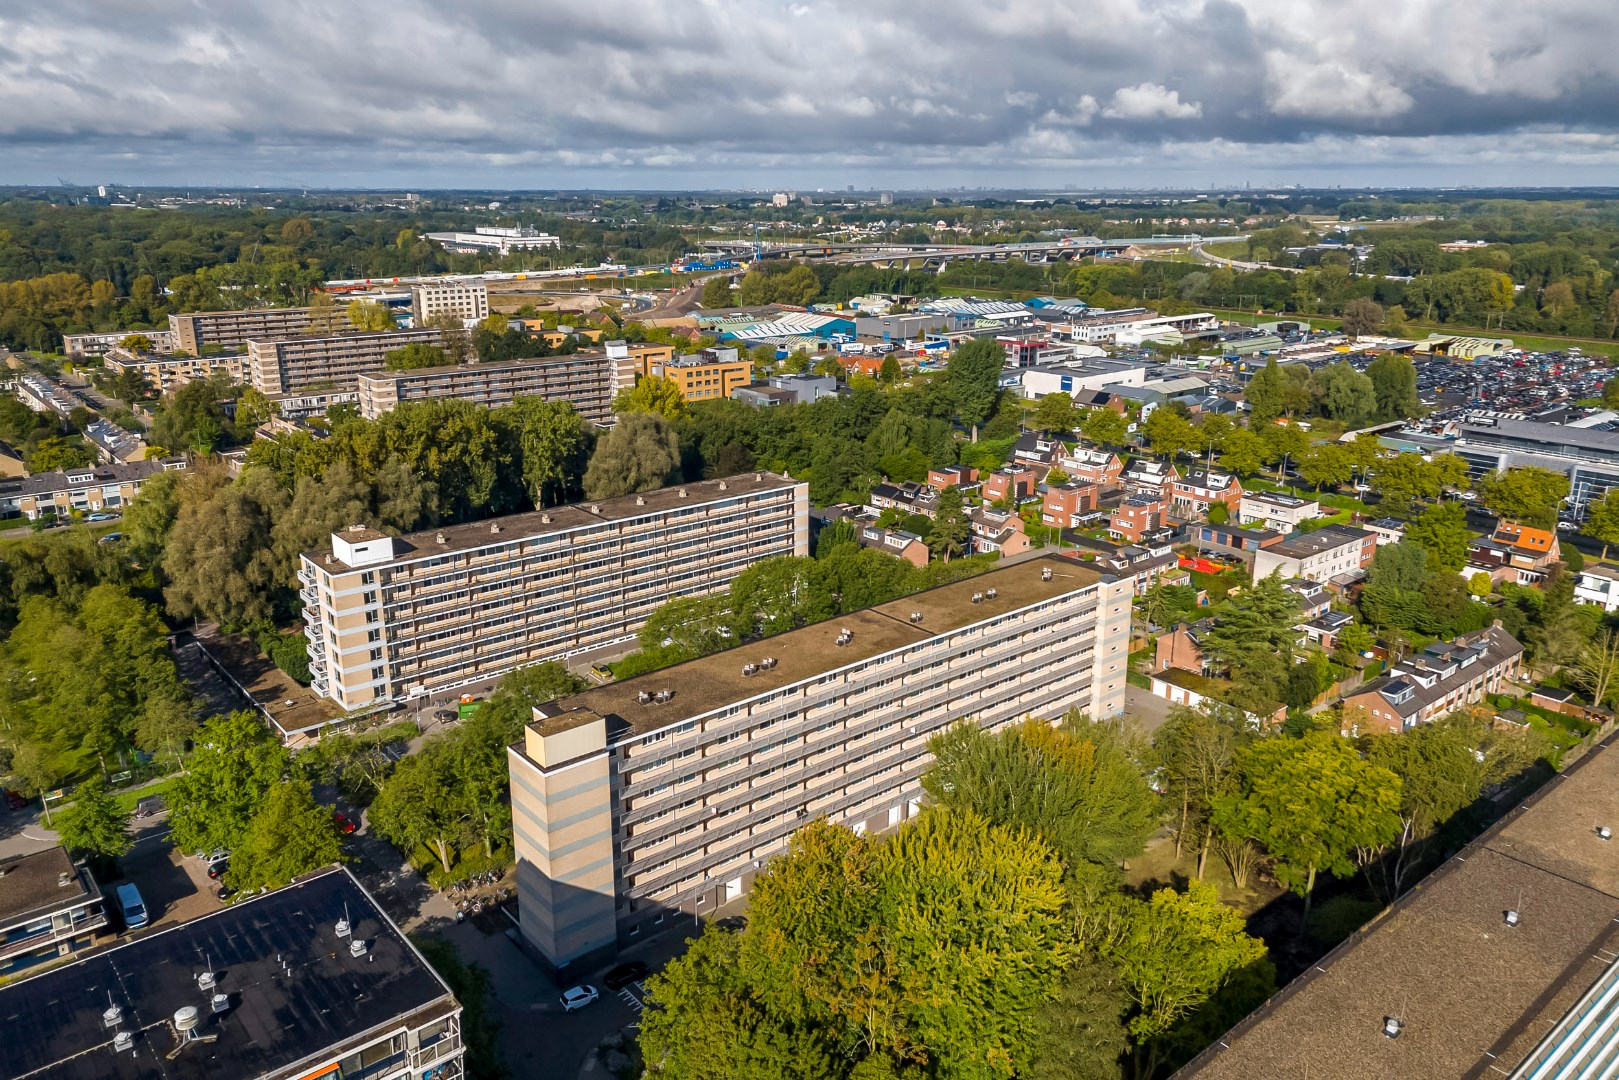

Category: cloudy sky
[2, 0, 1617, 189]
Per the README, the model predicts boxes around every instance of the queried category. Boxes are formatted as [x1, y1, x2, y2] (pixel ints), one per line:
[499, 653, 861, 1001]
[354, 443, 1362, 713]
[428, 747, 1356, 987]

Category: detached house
[1122, 458, 1179, 499]
[927, 465, 979, 491]
[983, 466, 1041, 504]
[1057, 447, 1124, 488]
[969, 507, 1031, 557]
[1465, 522, 1561, 586]
[1170, 469, 1243, 519]
[856, 524, 930, 568]
[1110, 494, 1171, 544]
[1041, 482, 1103, 528]
[867, 482, 937, 519]
[1341, 626, 1524, 734]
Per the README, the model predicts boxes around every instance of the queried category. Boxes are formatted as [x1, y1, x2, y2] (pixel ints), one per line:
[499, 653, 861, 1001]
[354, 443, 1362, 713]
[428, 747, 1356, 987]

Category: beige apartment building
[169, 307, 313, 353]
[355, 351, 635, 422]
[300, 473, 807, 711]
[509, 557, 1133, 973]
[248, 329, 444, 394]
[410, 280, 489, 325]
[103, 344, 247, 392]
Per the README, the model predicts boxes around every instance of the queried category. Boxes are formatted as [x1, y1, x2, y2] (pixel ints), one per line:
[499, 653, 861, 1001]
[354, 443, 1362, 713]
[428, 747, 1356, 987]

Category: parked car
[86, 512, 118, 522]
[333, 811, 356, 834]
[97, 532, 123, 544]
[215, 882, 236, 902]
[115, 883, 148, 929]
[604, 961, 649, 991]
[207, 859, 229, 880]
[560, 985, 599, 1012]
[432, 710, 456, 724]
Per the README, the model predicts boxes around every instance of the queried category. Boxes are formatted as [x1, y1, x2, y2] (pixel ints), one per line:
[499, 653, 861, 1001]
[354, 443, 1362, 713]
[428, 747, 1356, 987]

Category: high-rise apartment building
[410, 280, 489, 326]
[354, 351, 635, 422]
[509, 558, 1132, 973]
[247, 329, 444, 394]
[169, 307, 313, 353]
[300, 473, 807, 711]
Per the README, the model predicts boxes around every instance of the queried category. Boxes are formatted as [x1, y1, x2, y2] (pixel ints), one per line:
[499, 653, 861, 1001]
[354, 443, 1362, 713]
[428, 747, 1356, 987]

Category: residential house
[1575, 566, 1619, 612]
[1170, 469, 1243, 519]
[1364, 516, 1408, 546]
[1149, 668, 1287, 728]
[969, 506, 1031, 557]
[1122, 458, 1180, 500]
[1341, 626, 1524, 734]
[0, 440, 25, 478]
[1041, 482, 1103, 528]
[983, 466, 1040, 504]
[1110, 494, 1171, 544]
[1010, 431, 1077, 468]
[1298, 609, 1355, 651]
[1282, 579, 1333, 620]
[83, 418, 148, 465]
[867, 482, 937, 519]
[1466, 522, 1562, 586]
[1154, 620, 1213, 674]
[927, 465, 979, 491]
[856, 524, 929, 568]
[1057, 447, 1124, 488]
[1251, 524, 1377, 586]
[1237, 491, 1320, 532]
[1098, 544, 1187, 594]
[0, 847, 107, 976]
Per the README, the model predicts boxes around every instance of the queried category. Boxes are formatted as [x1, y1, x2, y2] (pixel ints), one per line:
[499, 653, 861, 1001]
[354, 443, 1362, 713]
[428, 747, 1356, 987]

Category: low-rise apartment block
[410, 279, 488, 325]
[300, 473, 807, 710]
[0, 846, 107, 976]
[645, 347, 751, 403]
[247, 329, 444, 394]
[1057, 447, 1123, 487]
[62, 328, 178, 358]
[509, 558, 1133, 973]
[1041, 482, 1102, 528]
[170, 307, 313, 353]
[0, 458, 187, 519]
[1109, 494, 1170, 543]
[16, 372, 79, 418]
[103, 345, 247, 392]
[983, 465, 1041, 503]
[1237, 491, 1319, 532]
[1342, 626, 1523, 734]
[266, 388, 361, 420]
[355, 352, 635, 423]
[1, 866, 466, 1080]
[1251, 523, 1376, 585]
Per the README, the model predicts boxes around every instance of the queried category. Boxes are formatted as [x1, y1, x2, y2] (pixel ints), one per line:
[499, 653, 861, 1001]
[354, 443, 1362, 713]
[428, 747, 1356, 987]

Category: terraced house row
[299, 473, 807, 710]
[508, 558, 1133, 974]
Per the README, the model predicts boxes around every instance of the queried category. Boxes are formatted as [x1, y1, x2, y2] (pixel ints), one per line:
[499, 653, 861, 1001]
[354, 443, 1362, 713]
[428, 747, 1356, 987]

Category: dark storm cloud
[1, 0, 1617, 185]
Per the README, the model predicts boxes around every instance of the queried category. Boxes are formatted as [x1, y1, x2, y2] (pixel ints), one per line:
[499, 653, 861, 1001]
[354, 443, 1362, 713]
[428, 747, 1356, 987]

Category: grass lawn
[1188, 567, 1248, 601]
[112, 775, 182, 814]
[1125, 832, 1283, 916]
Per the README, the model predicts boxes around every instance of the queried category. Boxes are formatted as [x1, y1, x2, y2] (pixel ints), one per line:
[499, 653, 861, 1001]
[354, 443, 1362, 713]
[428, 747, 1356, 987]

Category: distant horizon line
[6, 183, 1619, 197]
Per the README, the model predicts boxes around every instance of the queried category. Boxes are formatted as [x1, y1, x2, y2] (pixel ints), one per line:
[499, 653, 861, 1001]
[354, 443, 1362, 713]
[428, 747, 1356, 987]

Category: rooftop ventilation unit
[335, 916, 351, 939]
[435, 532, 446, 545]
[637, 691, 654, 705]
[57, 871, 72, 887]
[909, 612, 923, 623]
[1600, 825, 1613, 841]
[755, 472, 763, 481]
[1382, 1017, 1403, 1039]
[742, 664, 759, 677]
[540, 513, 551, 524]
[197, 970, 216, 992]
[655, 689, 675, 703]
[760, 657, 778, 669]
[103, 1003, 124, 1029]
[835, 629, 854, 647]
[1042, 566, 1053, 581]
[210, 993, 231, 1015]
[489, 522, 501, 533]
[113, 1031, 134, 1053]
[717, 480, 728, 490]
[349, 938, 368, 958]
[971, 593, 984, 604]
[173, 1007, 200, 1034]
[636, 496, 645, 506]
[590, 504, 601, 514]
[1505, 909, 1521, 927]
[985, 588, 998, 599]
[678, 488, 688, 498]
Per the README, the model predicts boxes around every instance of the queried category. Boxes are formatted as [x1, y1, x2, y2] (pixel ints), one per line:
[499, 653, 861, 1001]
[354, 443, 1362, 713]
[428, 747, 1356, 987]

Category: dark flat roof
[0, 847, 93, 928]
[1267, 523, 1372, 558]
[1176, 729, 1619, 1080]
[540, 558, 1105, 740]
[0, 866, 455, 1080]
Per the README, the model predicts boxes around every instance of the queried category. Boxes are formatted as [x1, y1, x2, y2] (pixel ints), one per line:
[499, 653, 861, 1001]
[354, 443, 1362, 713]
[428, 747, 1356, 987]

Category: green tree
[1468, 571, 1494, 598]
[1366, 353, 1421, 423]
[168, 711, 291, 857]
[499, 397, 591, 507]
[119, 333, 154, 352]
[347, 299, 396, 332]
[1153, 705, 1247, 874]
[1244, 359, 1287, 424]
[1141, 583, 1200, 629]
[582, 412, 681, 499]
[879, 355, 903, 384]
[1584, 487, 1619, 559]
[1141, 409, 1196, 459]
[1307, 362, 1376, 428]
[1213, 734, 1402, 922]
[615, 375, 691, 420]
[225, 780, 346, 891]
[1404, 500, 1470, 572]
[1033, 392, 1079, 433]
[1196, 574, 1303, 704]
[1082, 407, 1130, 450]
[1216, 428, 1270, 478]
[163, 468, 286, 627]
[944, 338, 1005, 441]
[700, 276, 735, 308]
[54, 776, 132, 860]
[728, 556, 835, 638]
[1027, 953, 1129, 1080]
[27, 435, 92, 473]
[150, 375, 236, 454]
[368, 750, 465, 874]
[1477, 467, 1570, 529]
[1295, 443, 1353, 491]
[384, 343, 452, 370]
[927, 484, 970, 562]
[412, 937, 512, 1080]
[1339, 297, 1385, 339]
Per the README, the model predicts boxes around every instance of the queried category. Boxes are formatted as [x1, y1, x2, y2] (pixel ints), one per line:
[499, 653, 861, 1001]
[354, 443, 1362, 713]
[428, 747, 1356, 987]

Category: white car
[560, 985, 599, 1012]
[1557, 521, 1576, 532]
[1459, 492, 1478, 502]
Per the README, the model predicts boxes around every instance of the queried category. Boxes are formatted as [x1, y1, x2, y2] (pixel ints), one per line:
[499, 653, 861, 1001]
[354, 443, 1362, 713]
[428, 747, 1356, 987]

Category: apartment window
[371, 667, 384, 681]
[363, 590, 378, 605]
[367, 629, 381, 643]
[361, 571, 376, 585]
[370, 648, 383, 661]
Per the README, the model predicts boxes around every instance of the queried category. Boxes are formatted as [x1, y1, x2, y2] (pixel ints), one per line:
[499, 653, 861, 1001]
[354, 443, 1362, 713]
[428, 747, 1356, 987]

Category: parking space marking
[618, 987, 643, 1012]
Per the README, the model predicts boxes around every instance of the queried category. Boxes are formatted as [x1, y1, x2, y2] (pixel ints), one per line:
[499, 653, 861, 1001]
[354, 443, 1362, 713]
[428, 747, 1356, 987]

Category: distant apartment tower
[300, 473, 807, 710]
[62, 328, 179, 358]
[509, 558, 1132, 973]
[247, 329, 444, 394]
[103, 345, 247, 392]
[355, 351, 636, 422]
[410, 280, 489, 326]
[169, 307, 313, 353]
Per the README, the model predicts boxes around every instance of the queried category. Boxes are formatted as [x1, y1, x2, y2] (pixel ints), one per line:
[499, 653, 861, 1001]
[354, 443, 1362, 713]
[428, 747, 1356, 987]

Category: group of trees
[1243, 353, 1421, 431]
[642, 715, 1271, 1080]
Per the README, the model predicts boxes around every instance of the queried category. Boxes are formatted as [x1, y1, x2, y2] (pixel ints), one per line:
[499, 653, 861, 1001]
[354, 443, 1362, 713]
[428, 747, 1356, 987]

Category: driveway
[1123, 683, 1176, 735]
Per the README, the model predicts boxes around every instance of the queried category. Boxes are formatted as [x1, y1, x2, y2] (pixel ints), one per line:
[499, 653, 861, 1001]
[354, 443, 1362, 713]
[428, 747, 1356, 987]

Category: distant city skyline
[2, 0, 1616, 189]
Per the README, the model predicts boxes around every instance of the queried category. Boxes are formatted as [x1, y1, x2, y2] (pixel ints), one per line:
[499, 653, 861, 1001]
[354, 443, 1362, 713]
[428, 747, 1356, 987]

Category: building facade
[103, 345, 247, 392]
[247, 329, 444, 394]
[355, 352, 635, 422]
[1237, 491, 1319, 532]
[0, 847, 107, 976]
[0, 458, 187, 519]
[1170, 470, 1244, 518]
[508, 558, 1133, 973]
[1341, 626, 1523, 734]
[1575, 566, 1619, 612]
[410, 280, 489, 326]
[1251, 524, 1376, 585]
[1109, 495, 1170, 544]
[169, 307, 313, 353]
[300, 474, 808, 710]
[645, 347, 751, 403]
[62, 328, 179, 358]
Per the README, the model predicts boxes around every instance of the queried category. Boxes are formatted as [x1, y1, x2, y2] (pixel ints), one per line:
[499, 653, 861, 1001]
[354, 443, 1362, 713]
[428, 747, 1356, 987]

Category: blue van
[115, 883, 148, 930]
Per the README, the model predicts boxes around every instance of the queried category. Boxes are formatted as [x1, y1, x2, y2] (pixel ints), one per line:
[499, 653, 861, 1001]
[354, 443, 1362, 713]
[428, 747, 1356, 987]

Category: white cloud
[1101, 83, 1203, 121]
[1264, 54, 1415, 120]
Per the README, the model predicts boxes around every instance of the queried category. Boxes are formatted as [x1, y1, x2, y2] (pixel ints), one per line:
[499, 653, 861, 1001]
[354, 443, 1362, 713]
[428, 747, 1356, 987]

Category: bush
[409, 842, 514, 889]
